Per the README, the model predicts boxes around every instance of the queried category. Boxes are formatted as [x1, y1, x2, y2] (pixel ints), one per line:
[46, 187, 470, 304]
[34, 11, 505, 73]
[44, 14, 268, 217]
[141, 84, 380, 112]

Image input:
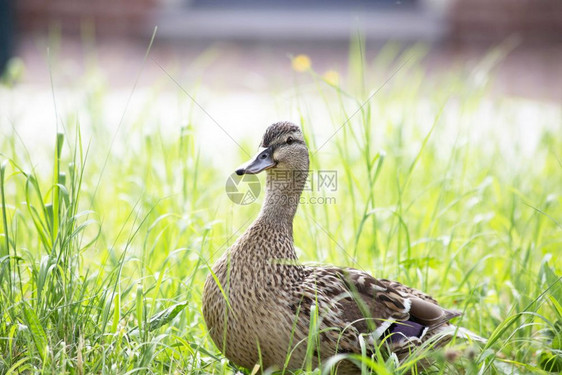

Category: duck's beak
[235, 147, 275, 175]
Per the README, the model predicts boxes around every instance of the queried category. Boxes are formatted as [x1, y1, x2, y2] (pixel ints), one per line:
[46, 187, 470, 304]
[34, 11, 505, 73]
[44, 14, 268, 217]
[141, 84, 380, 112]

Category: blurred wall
[16, 0, 158, 37]
[450, 0, 562, 43]
[13, 0, 562, 43]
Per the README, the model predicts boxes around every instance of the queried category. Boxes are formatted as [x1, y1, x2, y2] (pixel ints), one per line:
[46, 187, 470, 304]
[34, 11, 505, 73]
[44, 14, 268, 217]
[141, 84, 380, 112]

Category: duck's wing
[340, 267, 462, 338]
[295, 266, 484, 368]
[298, 267, 467, 354]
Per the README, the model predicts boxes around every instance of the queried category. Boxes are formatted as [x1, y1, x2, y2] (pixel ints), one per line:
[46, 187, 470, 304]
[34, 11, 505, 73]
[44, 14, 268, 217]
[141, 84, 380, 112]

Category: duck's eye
[286, 137, 294, 145]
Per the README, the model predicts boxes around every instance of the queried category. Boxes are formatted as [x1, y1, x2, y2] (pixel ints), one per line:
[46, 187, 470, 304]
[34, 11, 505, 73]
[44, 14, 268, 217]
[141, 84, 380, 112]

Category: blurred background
[2, 0, 561, 164]
[1, 3, 561, 373]
[4, 0, 562, 97]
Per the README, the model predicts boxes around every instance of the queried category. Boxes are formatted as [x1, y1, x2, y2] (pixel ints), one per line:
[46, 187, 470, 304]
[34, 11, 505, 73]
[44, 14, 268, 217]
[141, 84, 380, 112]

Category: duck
[202, 121, 484, 374]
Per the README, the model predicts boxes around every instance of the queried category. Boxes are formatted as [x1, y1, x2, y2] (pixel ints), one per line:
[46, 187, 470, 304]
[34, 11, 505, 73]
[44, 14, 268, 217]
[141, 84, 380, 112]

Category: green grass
[0, 39, 561, 374]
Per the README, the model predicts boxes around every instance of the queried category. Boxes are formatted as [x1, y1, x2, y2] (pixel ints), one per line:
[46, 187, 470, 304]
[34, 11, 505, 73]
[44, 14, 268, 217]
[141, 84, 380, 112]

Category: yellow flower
[292, 54, 311, 72]
[323, 70, 339, 86]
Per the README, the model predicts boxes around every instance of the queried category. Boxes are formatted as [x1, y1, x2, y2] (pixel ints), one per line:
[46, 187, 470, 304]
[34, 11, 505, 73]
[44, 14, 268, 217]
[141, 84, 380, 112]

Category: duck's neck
[256, 169, 307, 229]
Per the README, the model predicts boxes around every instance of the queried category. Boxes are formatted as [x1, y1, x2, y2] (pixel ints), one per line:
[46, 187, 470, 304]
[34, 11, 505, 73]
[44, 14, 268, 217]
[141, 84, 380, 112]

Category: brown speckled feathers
[202, 122, 483, 374]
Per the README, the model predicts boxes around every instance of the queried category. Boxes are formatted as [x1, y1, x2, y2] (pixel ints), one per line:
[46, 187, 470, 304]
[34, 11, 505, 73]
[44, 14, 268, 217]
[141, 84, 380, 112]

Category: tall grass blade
[23, 303, 48, 362]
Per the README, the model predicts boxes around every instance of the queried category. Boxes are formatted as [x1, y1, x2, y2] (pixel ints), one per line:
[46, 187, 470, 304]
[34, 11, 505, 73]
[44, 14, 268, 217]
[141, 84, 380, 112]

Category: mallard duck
[202, 122, 484, 374]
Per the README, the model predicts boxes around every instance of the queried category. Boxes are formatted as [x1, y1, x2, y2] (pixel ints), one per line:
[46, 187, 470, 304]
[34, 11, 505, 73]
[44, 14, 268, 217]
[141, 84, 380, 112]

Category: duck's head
[236, 122, 309, 176]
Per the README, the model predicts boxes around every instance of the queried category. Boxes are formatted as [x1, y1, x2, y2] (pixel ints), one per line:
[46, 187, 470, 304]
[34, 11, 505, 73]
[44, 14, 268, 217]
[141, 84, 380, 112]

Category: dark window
[190, 0, 417, 10]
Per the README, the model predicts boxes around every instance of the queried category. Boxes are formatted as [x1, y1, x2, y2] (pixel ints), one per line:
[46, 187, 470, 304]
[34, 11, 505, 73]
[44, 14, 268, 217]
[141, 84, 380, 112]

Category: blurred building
[16, 0, 157, 37]
[7, 0, 562, 101]
[450, 0, 562, 43]
[13, 0, 562, 43]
